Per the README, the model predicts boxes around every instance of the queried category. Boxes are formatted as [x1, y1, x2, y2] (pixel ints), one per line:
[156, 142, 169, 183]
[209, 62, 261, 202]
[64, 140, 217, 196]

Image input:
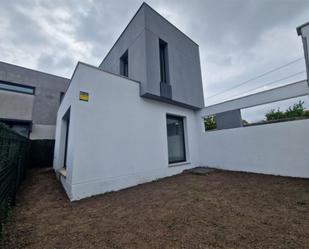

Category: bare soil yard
[1, 168, 309, 249]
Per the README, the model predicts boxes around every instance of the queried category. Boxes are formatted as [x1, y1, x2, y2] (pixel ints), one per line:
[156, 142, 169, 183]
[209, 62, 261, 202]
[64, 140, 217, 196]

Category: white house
[53, 3, 203, 200]
[54, 3, 309, 201]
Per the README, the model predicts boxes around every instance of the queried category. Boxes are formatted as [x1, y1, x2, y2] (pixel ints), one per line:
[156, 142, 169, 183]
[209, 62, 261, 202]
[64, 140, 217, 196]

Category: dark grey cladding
[99, 3, 205, 109]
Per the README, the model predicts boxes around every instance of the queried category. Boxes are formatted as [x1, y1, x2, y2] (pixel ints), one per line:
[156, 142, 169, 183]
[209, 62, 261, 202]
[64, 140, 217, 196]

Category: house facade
[53, 3, 204, 200]
[54, 63, 201, 200]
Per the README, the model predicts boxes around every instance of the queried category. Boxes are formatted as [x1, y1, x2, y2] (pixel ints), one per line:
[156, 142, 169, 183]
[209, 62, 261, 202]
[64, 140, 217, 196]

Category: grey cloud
[0, 0, 309, 106]
[178, 0, 309, 49]
[0, 1, 48, 46]
[73, 0, 144, 64]
[38, 53, 75, 74]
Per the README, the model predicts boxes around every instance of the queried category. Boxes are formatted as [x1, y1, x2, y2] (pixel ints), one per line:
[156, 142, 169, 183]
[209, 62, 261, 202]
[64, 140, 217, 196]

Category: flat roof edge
[205, 79, 308, 110]
[77, 61, 141, 85]
[0, 60, 70, 81]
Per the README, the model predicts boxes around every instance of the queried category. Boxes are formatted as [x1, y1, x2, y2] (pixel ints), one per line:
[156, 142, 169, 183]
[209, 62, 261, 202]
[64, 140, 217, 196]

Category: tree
[265, 100, 308, 121]
[285, 101, 305, 118]
[204, 115, 216, 131]
[265, 108, 285, 121]
[242, 119, 249, 126]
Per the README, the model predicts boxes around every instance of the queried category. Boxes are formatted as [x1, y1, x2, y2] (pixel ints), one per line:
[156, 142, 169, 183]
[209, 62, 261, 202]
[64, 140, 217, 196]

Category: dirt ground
[1, 169, 309, 249]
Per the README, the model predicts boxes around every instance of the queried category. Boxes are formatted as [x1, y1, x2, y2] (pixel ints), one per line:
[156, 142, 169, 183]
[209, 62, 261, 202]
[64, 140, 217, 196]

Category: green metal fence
[0, 122, 29, 237]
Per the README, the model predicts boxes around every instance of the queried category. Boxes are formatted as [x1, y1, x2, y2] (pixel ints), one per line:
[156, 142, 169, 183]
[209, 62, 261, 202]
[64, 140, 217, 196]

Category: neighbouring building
[0, 61, 70, 138]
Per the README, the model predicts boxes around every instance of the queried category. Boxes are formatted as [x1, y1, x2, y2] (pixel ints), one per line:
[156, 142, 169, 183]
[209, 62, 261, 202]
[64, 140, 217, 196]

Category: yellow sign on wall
[79, 91, 89, 102]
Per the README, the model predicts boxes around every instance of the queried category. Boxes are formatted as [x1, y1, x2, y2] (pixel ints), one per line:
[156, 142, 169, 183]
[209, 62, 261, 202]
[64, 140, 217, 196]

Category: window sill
[168, 161, 191, 167]
[58, 168, 67, 178]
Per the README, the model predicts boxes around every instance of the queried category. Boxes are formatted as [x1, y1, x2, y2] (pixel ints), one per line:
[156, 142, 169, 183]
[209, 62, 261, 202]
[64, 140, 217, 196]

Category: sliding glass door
[166, 115, 186, 164]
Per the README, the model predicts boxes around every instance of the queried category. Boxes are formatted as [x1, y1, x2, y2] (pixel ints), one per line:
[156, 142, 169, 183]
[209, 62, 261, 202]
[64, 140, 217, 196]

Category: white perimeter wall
[198, 119, 309, 178]
[54, 63, 199, 201]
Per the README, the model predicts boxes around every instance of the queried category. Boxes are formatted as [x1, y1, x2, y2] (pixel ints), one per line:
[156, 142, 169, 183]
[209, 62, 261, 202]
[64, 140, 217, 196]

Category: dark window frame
[0, 118, 31, 138]
[159, 39, 169, 84]
[0, 80, 35, 95]
[62, 108, 71, 169]
[60, 92, 65, 104]
[166, 114, 186, 164]
[120, 50, 129, 77]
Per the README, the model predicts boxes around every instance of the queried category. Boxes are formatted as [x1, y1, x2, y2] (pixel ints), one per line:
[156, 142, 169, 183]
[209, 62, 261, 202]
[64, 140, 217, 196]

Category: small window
[62, 108, 71, 169]
[0, 81, 34, 94]
[60, 92, 64, 104]
[120, 50, 128, 77]
[159, 39, 169, 84]
[166, 115, 186, 164]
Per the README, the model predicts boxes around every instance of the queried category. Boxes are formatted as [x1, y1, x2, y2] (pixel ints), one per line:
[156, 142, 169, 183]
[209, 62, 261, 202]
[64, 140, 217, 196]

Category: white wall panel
[54, 63, 199, 201]
[198, 119, 309, 178]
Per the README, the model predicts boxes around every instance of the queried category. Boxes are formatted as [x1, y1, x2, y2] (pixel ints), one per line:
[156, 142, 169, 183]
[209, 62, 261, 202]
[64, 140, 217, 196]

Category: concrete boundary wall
[198, 117, 309, 178]
[198, 80, 309, 178]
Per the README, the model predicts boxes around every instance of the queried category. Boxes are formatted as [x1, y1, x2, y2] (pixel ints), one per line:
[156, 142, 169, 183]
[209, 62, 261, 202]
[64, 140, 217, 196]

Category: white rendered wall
[198, 119, 309, 178]
[53, 66, 79, 200]
[54, 63, 199, 201]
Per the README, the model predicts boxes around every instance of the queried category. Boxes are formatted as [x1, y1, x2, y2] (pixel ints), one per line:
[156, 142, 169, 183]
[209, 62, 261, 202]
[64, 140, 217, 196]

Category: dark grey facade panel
[99, 3, 205, 109]
[160, 82, 172, 99]
[142, 93, 200, 110]
[216, 109, 242, 130]
[0, 61, 69, 90]
[0, 61, 70, 126]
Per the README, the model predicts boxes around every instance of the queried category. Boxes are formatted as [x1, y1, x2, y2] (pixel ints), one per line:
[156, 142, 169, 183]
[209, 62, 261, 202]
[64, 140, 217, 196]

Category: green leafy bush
[265, 101, 309, 121]
[204, 116, 216, 131]
[242, 119, 249, 126]
[265, 108, 285, 121]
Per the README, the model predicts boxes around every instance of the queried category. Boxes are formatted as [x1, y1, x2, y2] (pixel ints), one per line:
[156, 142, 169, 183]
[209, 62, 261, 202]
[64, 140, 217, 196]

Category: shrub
[204, 116, 216, 131]
[265, 101, 308, 121]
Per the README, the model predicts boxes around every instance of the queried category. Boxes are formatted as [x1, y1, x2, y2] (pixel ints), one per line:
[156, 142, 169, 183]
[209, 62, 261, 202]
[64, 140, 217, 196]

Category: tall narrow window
[120, 50, 128, 77]
[159, 39, 169, 83]
[60, 92, 64, 104]
[166, 115, 186, 164]
[62, 108, 71, 169]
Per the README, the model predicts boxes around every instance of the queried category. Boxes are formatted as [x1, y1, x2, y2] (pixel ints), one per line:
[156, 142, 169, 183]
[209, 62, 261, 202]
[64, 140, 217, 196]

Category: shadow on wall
[29, 140, 55, 168]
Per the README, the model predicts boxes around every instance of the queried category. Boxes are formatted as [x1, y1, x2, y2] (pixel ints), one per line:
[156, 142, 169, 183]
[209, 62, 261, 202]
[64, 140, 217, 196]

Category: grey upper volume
[99, 3, 205, 109]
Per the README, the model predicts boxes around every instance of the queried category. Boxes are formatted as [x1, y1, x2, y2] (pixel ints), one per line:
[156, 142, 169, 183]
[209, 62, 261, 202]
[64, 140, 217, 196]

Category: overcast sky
[1, 0, 309, 120]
